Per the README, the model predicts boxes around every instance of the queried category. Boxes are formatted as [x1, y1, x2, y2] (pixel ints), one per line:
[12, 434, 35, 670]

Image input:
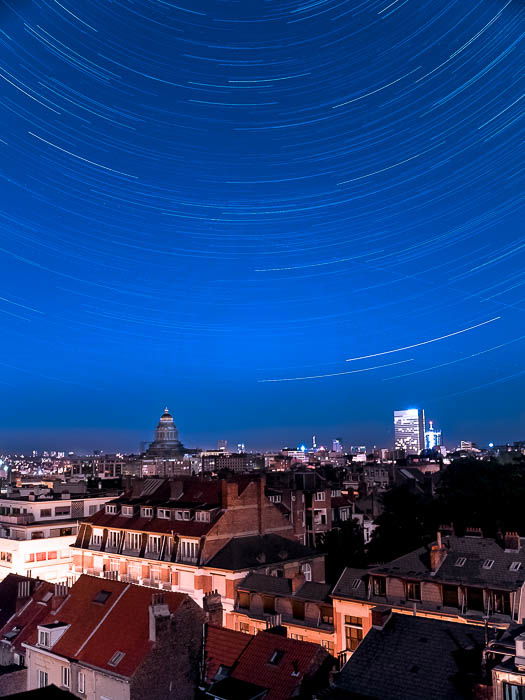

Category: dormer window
[121, 506, 133, 517]
[105, 505, 117, 515]
[141, 507, 153, 518]
[176, 510, 191, 520]
[269, 649, 284, 665]
[108, 651, 125, 667]
[195, 511, 210, 522]
[38, 630, 51, 648]
[315, 492, 325, 501]
[91, 528, 103, 546]
[158, 509, 171, 519]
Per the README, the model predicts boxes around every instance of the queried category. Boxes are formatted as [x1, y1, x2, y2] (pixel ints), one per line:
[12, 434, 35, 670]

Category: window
[88, 505, 98, 515]
[122, 506, 134, 517]
[372, 577, 386, 596]
[340, 508, 349, 521]
[315, 492, 325, 501]
[344, 616, 363, 651]
[24, 553, 35, 563]
[38, 629, 51, 648]
[504, 683, 525, 700]
[91, 529, 103, 546]
[158, 509, 171, 519]
[268, 649, 284, 665]
[482, 559, 495, 570]
[93, 590, 112, 604]
[238, 592, 250, 609]
[77, 672, 85, 694]
[0, 551, 12, 562]
[62, 666, 70, 688]
[179, 539, 198, 562]
[141, 507, 153, 518]
[239, 622, 250, 633]
[321, 606, 333, 624]
[466, 587, 484, 612]
[55, 507, 70, 516]
[36, 552, 46, 562]
[105, 505, 117, 515]
[176, 510, 191, 520]
[268, 495, 282, 503]
[491, 590, 511, 615]
[47, 551, 57, 560]
[126, 532, 141, 550]
[331, 489, 341, 497]
[147, 536, 161, 554]
[40, 509, 52, 518]
[454, 557, 467, 567]
[510, 562, 522, 572]
[107, 530, 120, 548]
[301, 563, 312, 582]
[108, 651, 125, 667]
[38, 670, 48, 688]
[442, 584, 459, 608]
[322, 639, 334, 654]
[195, 511, 210, 522]
[290, 633, 303, 640]
[406, 582, 421, 602]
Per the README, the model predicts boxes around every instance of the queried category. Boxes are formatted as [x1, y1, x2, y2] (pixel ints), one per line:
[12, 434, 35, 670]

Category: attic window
[105, 505, 117, 515]
[108, 651, 125, 667]
[482, 559, 495, 570]
[269, 650, 284, 666]
[510, 562, 522, 572]
[352, 579, 362, 589]
[93, 590, 112, 604]
[454, 557, 466, 567]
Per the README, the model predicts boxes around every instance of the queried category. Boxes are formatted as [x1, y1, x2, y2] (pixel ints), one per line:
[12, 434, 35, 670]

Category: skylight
[269, 650, 284, 665]
[108, 651, 125, 667]
[510, 562, 522, 572]
[454, 557, 466, 567]
[482, 559, 495, 570]
[352, 579, 362, 589]
[93, 590, 112, 604]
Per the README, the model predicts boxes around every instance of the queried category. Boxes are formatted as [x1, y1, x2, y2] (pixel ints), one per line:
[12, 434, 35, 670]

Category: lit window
[122, 506, 134, 517]
[301, 563, 312, 582]
[105, 505, 117, 515]
[406, 582, 421, 601]
[126, 532, 141, 550]
[47, 551, 57, 560]
[158, 509, 171, 519]
[269, 650, 284, 665]
[344, 616, 363, 651]
[107, 530, 120, 548]
[315, 492, 325, 501]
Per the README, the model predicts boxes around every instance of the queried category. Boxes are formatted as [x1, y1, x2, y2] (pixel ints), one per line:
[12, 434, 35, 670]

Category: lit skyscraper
[424, 420, 442, 450]
[394, 409, 425, 455]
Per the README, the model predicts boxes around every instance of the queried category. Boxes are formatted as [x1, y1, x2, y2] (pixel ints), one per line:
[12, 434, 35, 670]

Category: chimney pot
[371, 606, 392, 629]
[504, 532, 521, 551]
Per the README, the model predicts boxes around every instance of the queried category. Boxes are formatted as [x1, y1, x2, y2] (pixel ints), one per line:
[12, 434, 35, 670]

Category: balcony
[0, 514, 35, 525]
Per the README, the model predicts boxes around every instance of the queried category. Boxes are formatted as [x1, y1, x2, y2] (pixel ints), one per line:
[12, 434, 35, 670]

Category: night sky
[0, 0, 523, 453]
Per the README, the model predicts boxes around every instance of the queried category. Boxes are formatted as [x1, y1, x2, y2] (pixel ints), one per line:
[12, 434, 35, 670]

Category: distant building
[332, 438, 343, 454]
[394, 409, 425, 455]
[424, 420, 442, 450]
[217, 440, 228, 452]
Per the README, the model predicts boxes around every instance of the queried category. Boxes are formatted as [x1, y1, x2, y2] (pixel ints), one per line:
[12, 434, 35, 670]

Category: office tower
[332, 438, 343, 454]
[424, 420, 442, 450]
[394, 408, 425, 455]
[217, 439, 228, 452]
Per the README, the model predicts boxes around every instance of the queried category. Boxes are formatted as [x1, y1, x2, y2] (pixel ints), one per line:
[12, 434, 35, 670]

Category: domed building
[145, 407, 184, 457]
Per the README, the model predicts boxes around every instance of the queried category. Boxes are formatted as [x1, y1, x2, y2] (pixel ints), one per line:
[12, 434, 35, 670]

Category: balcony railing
[0, 514, 35, 525]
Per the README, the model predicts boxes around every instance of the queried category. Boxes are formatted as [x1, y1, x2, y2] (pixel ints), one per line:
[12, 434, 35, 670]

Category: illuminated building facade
[394, 408, 425, 455]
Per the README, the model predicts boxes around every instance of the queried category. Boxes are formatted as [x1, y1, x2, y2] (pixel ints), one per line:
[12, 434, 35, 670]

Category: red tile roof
[205, 627, 329, 700]
[26, 575, 189, 677]
[204, 625, 251, 681]
[0, 580, 57, 655]
[87, 511, 214, 536]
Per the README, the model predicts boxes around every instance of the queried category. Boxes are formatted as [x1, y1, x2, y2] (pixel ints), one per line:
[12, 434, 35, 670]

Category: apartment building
[21, 575, 204, 700]
[0, 490, 113, 582]
[330, 531, 525, 662]
[70, 476, 325, 622]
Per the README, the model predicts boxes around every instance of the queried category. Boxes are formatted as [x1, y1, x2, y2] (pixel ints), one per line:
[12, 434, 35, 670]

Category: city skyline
[0, 2, 523, 449]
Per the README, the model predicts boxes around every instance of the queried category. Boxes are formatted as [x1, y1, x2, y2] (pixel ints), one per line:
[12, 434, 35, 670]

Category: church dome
[160, 407, 173, 422]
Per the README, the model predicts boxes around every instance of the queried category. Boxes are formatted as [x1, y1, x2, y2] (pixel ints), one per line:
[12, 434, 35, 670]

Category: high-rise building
[394, 408, 425, 455]
[217, 439, 228, 452]
[424, 420, 442, 450]
[332, 438, 343, 454]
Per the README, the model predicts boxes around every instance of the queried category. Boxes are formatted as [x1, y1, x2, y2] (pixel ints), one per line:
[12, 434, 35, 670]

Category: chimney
[203, 590, 223, 626]
[465, 527, 483, 538]
[438, 523, 454, 537]
[16, 580, 31, 611]
[430, 533, 447, 573]
[148, 594, 171, 642]
[220, 480, 238, 509]
[504, 532, 521, 551]
[291, 572, 305, 594]
[51, 582, 69, 610]
[371, 606, 392, 630]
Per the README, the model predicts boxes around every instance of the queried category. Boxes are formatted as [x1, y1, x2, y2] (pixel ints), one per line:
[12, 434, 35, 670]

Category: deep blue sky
[0, 0, 523, 453]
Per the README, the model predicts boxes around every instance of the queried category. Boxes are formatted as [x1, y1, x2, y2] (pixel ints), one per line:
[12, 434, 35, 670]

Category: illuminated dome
[160, 407, 173, 421]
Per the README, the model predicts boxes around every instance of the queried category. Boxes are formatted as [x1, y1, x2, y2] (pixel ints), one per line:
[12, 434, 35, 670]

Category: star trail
[0, 0, 523, 450]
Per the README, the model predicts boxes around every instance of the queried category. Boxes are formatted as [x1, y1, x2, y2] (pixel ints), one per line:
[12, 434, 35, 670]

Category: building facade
[394, 408, 425, 454]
